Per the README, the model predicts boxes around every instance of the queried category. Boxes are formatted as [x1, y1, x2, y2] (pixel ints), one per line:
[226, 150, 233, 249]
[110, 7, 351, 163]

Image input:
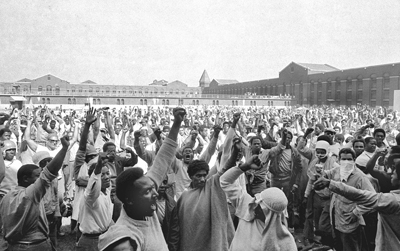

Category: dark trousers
[271, 177, 293, 227]
[303, 191, 332, 241]
[334, 226, 368, 251]
[46, 213, 57, 251]
[76, 235, 100, 251]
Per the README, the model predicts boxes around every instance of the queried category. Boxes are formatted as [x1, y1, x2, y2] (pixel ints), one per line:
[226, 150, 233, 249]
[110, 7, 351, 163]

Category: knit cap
[256, 187, 288, 213]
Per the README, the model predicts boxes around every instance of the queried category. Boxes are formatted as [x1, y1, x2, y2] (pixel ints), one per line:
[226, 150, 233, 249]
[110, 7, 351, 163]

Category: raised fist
[60, 135, 70, 149]
[213, 125, 223, 136]
[232, 137, 243, 152]
[153, 127, 162, 137]
[173, 107, 187, 124]
[232, 112, 241, 124]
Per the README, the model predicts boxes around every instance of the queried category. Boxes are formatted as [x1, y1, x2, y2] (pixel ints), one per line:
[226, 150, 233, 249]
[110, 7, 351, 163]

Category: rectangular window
[383, 90, 390, 99]
[370, 90, 376, 99]
[383, 78, 390, 89]
[357, 91, 363, 100]
[371, 79, 377, 89]
[383, 100, 389, 107]
[346, 91, 352, 99]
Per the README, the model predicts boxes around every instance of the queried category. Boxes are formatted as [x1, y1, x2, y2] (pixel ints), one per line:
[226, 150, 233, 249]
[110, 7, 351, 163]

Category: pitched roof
[199, 70, 210, 84]
[17, 78, 32, 83]
[213, 79, 239, 86]
[295, 63, 339, 74]
[167, 80, 187, 87]
[82, 80, 97, 84]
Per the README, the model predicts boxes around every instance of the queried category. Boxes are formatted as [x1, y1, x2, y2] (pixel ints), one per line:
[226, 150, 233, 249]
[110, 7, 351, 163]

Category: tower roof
[199, 70, 210, 85]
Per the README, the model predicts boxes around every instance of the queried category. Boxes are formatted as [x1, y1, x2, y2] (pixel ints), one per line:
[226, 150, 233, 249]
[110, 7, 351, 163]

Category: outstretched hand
[85, 106, 97, 125]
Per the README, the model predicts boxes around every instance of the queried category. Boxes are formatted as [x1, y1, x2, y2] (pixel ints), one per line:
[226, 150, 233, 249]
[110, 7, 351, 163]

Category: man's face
[67, 132, 73, 141]
[339, 153, 354, 162]
[182, 148, 194, 164]
[375, 132, 385, 144]
[325, 131, 335, 142]
[366, 139, 377, 153]
[25, 168, 42, 186]
[139, 137, 147, 148]
[115, 125, 122, 135]
[140, 129, 148, 137]
[47, 137, 59, 150]
[315, 127, 321, 135]
[4, 149, 16, 161]
[191, 170, 208, 189]
[179, 128, 185, 136]
[162, 128, 170, 136]
[50, 121, 56, 129]
[251, 139, 262, 154]
[334, 128, 340, 134]
[286, 134, 293, 146]
[1, 132, 11, 141]
[130, 176, 158, 217]
[105, 145, 116, 161]
[200, 129, 209, 139]
[223, 124, 229, 133]
[353, 142, 365, 156]
[101, 166, 111, 190]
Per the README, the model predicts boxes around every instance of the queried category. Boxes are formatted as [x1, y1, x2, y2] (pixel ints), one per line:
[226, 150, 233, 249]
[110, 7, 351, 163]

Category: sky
[1, 0, 400, 86]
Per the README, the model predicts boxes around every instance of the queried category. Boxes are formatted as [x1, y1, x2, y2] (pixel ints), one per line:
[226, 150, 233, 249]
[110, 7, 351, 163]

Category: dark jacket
[161, 187, 179, 251]
[267, 143, 303, 187]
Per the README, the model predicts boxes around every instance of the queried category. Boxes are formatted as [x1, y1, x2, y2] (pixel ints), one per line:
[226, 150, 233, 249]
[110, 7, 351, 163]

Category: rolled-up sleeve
[329, 181, 400, 215]
[26, 167, 57, 204]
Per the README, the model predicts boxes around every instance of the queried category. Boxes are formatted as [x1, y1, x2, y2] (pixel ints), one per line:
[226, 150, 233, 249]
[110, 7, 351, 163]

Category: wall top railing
[1, 90, 294, 99]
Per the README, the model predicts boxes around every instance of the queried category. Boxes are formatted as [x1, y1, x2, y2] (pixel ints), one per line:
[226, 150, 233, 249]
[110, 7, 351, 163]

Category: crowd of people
[0, 103, 399, 251]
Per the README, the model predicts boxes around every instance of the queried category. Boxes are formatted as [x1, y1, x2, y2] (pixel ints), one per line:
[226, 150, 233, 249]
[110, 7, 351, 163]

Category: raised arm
[74, 107, 97, 180]
[146, 107, 186, 189]
[24, 119, 38, 152]
[85, 152, 107, 205]
[104, 111, 115, 142]
[199, 125, 221, 164]
[47, 136, 70, 176]
[220, 155, 261, 209]
[219, 112, 241, 171]
[315, 178, 400, 214]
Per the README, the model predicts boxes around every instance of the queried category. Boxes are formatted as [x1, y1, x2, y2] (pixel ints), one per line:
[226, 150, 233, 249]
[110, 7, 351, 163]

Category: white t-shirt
[37, 144, 62, 158]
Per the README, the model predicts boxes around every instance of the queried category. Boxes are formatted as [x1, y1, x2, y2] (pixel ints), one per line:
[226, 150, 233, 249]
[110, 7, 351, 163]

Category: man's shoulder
[36, 144, 48, 152]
